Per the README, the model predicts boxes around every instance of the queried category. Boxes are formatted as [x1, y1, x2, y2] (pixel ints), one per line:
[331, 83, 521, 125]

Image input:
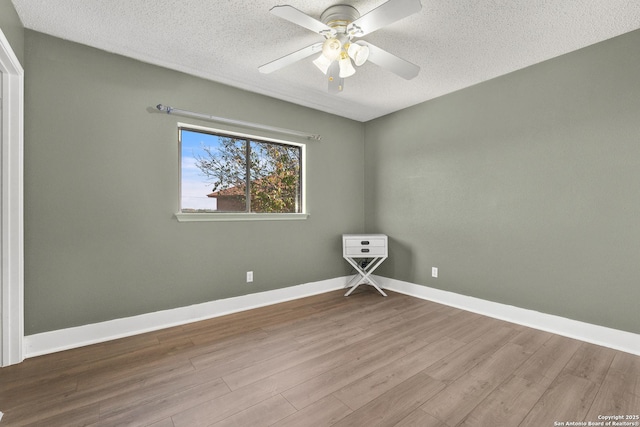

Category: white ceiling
[11, 0, 640, 122]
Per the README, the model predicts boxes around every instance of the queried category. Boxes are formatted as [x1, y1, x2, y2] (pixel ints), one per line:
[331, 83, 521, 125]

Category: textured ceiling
[11, 0, 640, 122]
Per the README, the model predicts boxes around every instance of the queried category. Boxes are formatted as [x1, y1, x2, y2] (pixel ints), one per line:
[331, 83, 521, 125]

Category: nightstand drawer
[345, 246, 387, 256]
[344, 238, 386, 248]
[342, 234, 388, 258]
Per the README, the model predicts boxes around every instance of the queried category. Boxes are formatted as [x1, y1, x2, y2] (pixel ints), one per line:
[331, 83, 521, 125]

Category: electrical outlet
[432, 267, 438, 278]
[246, 271, 253, 283]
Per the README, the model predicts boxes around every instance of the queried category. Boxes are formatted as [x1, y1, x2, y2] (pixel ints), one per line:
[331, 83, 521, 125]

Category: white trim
[175, 212, 310, 222]
[24, 277, 349, 358]
[0, 29, 25, 367]
[377, 276, 640, 356]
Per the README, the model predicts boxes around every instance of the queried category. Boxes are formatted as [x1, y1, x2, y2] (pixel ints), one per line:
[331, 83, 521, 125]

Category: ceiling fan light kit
[259, 0, 422, 93]
[312, 53, 333, 74]
[321, 37, 342, 59]
[348, 42, 370, 66]
[338, 52, 356, 78]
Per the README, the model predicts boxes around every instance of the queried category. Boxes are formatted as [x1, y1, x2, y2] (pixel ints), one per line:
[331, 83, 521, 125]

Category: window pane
[249, 141, 301, 213]
[180, 127, 303, 215]
[181, 130, 247, 212]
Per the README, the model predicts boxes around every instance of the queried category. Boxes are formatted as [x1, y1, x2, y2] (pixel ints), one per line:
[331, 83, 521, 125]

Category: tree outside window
[180, 128, 302, 214]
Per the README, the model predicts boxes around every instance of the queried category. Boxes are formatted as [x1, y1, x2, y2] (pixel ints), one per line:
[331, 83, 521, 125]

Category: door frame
[0, 28, 24, 367]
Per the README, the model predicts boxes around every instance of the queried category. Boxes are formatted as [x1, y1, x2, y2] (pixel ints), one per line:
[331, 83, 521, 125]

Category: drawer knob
[361, 248, 370, 253]
[361, 240, 370, 245]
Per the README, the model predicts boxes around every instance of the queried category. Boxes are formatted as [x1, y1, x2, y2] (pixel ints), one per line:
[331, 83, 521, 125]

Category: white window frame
[175, 122, 308, 222]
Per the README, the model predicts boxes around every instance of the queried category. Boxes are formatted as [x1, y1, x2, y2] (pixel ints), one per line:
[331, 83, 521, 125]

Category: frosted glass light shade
[322, 38, 342, 60]
[339, 56, 356, 78]
[313, 54, 333, 74]
[348, 43, 370, 66]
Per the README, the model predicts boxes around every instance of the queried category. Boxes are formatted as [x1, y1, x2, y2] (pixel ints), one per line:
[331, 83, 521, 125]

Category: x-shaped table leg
[344, 256, 387, 297]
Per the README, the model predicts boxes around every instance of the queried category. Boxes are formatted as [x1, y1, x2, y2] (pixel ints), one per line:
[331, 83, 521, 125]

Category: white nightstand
[342, 234, 388, 297]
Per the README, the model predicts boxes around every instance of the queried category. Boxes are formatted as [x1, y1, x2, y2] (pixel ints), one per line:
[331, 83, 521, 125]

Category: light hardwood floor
[1, 289, 638, 426]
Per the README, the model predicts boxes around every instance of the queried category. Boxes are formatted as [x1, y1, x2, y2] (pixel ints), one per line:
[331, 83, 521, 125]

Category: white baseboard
[377, 276, 640, 356]
[24, 275, 639, 358]
[24, 277, 349, 358]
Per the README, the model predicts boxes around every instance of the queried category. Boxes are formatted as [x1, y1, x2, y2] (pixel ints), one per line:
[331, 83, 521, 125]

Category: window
[178, 125, 305, 221]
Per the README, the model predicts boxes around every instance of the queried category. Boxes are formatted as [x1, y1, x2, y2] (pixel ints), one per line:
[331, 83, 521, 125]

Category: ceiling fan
[258, 0, 422, 93]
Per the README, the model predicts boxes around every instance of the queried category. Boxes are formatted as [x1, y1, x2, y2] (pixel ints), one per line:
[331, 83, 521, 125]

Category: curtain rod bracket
[155, 103, 321, 141]
[156, 104, 174, 115]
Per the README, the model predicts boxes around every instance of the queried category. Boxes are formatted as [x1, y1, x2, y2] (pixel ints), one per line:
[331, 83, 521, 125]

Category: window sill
[174, 212, 310, 222]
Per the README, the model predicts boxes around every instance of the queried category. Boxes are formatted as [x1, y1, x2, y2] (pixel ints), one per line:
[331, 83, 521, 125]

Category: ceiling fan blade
[327, 61, 344, 94]
[270, 5, 334, 35]
[259, 42, 323, 74]
[365, 42, 420, 80]
[348, 0, 422, 37]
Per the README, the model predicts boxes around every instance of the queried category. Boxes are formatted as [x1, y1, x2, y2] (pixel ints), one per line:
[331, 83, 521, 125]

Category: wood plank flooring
[1, 288, 638, 426]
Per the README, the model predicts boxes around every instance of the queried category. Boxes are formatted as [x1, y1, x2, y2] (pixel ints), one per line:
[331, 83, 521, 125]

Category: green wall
[0, 0, 24, 64]
[23, 31, 365, 334]
[364, 29, 640, 334]
[22, 24, 640, 336]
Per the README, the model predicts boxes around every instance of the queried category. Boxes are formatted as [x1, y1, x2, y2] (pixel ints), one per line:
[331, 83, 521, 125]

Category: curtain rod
[156, 104, 321, 141]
